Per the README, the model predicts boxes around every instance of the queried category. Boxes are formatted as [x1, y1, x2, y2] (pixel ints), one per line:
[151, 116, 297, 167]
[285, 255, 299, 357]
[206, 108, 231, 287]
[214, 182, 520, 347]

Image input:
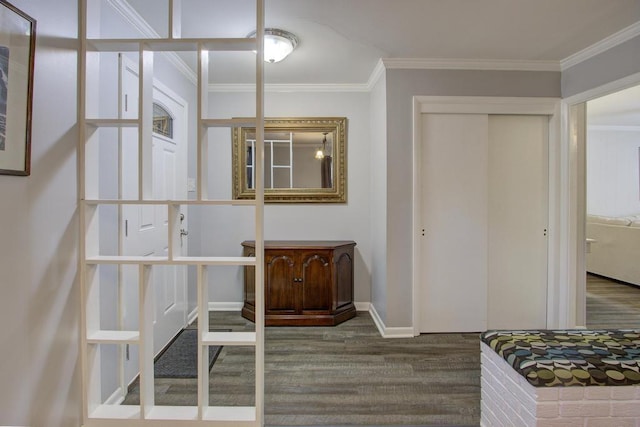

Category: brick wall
[481, 342, 640, 426]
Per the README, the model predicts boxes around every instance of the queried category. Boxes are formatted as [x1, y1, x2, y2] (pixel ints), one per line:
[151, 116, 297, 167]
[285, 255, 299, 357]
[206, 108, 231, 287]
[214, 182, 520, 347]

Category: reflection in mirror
[245, 130, 333, 189]
[232, 117, 346, 203]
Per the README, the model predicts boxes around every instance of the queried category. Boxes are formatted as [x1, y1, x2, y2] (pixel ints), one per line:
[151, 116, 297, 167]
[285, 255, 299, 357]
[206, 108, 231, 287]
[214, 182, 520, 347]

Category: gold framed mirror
[232, 117, 347, 203]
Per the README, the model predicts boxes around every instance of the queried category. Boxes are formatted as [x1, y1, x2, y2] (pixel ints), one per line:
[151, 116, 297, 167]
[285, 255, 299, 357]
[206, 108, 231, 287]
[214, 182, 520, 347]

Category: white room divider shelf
[85, 119, 139, 127]
[84, 256, 256, 266]
[84, 199, 257, 206]
[79, 0, 265, 425]
[86, 38, 257, 53]
[87, 331, 140, 344]
[202, 118, 258, 128]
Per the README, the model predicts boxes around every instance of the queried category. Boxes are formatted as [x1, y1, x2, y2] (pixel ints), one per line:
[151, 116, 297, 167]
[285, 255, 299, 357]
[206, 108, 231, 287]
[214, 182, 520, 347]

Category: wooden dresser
[241, 240, 357, 326]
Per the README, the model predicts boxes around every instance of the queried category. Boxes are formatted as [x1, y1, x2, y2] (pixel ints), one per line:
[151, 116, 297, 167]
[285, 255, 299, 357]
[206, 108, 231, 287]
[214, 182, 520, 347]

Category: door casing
[562, 71, 640, 329]
[411, 96, 561, 335]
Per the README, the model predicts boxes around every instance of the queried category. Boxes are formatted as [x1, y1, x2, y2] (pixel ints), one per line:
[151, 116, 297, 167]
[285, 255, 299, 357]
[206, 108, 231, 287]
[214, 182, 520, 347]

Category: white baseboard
[208, 302, 243, 311]
[369, 303, 386, 336]
[354, 301, 370, 311]
[369, 304, 415, 339]
[199, 301, 418, 338]
[187, 307, 198, 325]
[207, 302, 368, 312]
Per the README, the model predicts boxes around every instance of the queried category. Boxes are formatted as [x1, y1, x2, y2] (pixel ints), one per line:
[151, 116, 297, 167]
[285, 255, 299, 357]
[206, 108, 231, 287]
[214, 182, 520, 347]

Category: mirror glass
[232, 117, 347, 203]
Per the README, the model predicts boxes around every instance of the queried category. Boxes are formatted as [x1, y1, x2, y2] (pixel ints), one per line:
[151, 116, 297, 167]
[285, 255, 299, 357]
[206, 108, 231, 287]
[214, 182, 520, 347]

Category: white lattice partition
[79, 0, 265, 425]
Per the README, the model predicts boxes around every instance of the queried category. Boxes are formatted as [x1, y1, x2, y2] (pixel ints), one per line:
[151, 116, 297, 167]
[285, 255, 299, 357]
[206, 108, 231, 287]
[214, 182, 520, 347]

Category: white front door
[120, 55, 188, 383]
[419, 113, 548, 333]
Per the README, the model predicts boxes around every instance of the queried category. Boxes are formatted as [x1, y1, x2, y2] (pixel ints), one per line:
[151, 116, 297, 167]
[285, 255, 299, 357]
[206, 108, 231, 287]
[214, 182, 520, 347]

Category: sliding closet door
[418, 113, 548, 333]
[487, 115, 548, 329]
[419, 113, 489, 332]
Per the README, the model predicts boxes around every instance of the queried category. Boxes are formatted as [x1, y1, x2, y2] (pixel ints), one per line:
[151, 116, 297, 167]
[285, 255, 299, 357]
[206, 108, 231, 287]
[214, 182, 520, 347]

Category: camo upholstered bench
[480, 330, 640, 426]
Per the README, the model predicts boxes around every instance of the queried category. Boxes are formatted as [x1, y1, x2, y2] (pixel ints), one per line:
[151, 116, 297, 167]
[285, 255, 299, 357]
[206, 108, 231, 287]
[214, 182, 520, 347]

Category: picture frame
[0, 0, 35, 176]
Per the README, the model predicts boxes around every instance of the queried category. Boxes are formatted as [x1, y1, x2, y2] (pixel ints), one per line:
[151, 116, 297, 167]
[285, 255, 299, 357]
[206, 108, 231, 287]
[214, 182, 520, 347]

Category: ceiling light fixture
[247, 28, 299, 63]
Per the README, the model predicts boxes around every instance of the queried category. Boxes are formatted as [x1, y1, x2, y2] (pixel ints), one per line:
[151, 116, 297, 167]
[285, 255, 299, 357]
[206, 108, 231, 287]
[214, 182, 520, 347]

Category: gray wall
[369, 71, 388, 322]
[202, 90, 373, 305]
[562, 35, 640, 98]
[381, 69, 561, 327]
[0, 0, 81, 425]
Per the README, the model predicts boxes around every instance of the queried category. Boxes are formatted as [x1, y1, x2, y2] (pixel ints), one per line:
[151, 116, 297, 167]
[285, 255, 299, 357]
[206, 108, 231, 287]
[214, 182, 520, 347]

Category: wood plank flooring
[121, 275, 640, 426]
[586, 273, 640, 329]
[124, 311, 480, 426]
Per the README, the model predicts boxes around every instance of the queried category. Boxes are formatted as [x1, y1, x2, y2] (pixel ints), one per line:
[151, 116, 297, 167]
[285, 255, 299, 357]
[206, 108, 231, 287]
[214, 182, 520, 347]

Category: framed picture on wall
[0, 0, 35, 176]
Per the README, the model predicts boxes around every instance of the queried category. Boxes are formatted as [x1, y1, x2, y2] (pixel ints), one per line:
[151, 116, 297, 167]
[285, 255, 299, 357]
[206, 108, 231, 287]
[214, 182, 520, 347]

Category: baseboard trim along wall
[203, 302, 418, 338]
[354, 302, 370, 312]
[207, 302, 373, 312]
[369, 304, 415, 339]
[187, 307, 198, 325]
[208, 302, 244, 311]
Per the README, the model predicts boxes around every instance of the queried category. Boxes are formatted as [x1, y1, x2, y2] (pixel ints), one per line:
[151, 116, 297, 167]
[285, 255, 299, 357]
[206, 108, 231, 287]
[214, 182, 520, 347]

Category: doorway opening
[584, 84, 640, 329]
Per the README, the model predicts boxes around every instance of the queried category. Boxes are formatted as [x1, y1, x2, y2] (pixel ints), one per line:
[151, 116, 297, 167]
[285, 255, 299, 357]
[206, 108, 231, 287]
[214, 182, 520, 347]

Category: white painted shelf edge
[85, 256, 256, 266]
[83, 199, 256, 206]
[173, 256, 256, 266]
[85, 118, 138, 127]
[202, 118, 257, 128]
[86, 37, 257, 53]
[202, 331, 256, 346]
[90, 404, 140, 419]
[89, 405, 256, 422]
[87, 330, 140, 344]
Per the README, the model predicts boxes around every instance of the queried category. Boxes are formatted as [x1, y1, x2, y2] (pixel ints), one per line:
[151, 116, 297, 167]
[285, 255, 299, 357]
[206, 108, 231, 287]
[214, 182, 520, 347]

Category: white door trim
[411, 96, 561, 336]
[561, 71, 640, 329]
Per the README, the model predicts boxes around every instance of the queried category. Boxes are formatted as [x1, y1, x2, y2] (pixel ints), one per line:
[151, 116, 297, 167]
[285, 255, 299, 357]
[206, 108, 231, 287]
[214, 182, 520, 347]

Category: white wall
[0, 0, 81, 426]
[202, 90, 372, 304]
[587, 128, 640, 217]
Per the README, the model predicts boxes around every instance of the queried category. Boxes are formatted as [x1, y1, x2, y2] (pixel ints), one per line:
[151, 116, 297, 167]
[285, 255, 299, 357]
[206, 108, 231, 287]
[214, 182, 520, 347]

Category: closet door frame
[411, 96, 561, 336]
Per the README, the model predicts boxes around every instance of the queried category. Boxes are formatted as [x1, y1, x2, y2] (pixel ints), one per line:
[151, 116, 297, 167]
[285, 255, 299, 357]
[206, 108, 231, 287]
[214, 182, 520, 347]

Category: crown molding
[366, 59, 386, 90]
[380, 57, 560, 72]
[208, 83, 370, 93]
[106, 0, 197, 85]
[561, 21, 640, 71]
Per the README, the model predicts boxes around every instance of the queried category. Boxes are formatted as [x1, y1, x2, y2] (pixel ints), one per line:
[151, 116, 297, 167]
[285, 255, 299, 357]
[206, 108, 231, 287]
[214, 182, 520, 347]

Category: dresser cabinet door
[265, 251, 297, 315]
[335, 249, 354, 309]
[299, 250, 332, 313]
[243, 246, 256, 310]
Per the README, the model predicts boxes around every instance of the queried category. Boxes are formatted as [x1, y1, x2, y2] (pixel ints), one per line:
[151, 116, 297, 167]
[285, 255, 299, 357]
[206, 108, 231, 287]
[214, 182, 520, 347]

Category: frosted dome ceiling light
[247, 28, 299, 63]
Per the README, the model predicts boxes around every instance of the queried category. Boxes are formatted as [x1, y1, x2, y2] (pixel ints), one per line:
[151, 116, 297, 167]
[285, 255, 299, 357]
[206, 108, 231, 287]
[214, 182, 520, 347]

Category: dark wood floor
[586, 273, 640, 329]
[121, 274, 640, 426]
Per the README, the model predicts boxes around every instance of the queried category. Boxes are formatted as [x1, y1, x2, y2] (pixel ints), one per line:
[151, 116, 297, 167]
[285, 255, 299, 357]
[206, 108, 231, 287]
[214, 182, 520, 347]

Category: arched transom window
[153, 102, 173, 138]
